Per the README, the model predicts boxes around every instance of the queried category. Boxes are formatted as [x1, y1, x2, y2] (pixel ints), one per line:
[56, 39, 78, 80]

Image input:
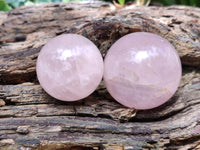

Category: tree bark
[0, 1, 200, 150]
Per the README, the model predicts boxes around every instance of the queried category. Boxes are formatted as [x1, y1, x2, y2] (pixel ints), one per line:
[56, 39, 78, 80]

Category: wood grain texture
[0, 1, 200, 150]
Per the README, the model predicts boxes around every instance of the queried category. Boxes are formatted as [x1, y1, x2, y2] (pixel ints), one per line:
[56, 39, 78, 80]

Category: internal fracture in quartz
[103, 32, 182, 110]
[36, 34, 103, 101]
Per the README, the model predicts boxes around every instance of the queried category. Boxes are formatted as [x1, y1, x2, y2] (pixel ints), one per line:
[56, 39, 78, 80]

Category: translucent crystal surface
[104, 32, 182, 110]
[37, 34, 103, 101]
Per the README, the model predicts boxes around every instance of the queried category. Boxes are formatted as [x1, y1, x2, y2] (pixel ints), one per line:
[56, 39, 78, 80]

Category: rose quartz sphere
[104, 32, 182, 110]
[36, 34, 103, 101]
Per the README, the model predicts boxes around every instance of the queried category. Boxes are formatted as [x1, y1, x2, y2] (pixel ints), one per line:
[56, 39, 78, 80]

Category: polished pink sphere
[104, 32, 182, 110]
[36, 34, 103, 101]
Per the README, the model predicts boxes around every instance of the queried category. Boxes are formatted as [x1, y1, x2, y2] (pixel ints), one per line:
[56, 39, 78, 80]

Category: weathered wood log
[0, 1, 200, 150]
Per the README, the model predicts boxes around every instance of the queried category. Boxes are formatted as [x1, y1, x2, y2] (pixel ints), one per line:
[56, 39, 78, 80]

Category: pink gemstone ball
[104, 32, 182, 110]
[36, 34, 103, 101]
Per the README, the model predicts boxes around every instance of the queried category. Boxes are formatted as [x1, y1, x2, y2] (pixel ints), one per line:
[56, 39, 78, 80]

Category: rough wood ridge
[0, 1, 200, 150]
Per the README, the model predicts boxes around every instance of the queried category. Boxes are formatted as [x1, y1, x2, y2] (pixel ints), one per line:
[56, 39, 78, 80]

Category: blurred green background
[0, 0, 199, 11]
